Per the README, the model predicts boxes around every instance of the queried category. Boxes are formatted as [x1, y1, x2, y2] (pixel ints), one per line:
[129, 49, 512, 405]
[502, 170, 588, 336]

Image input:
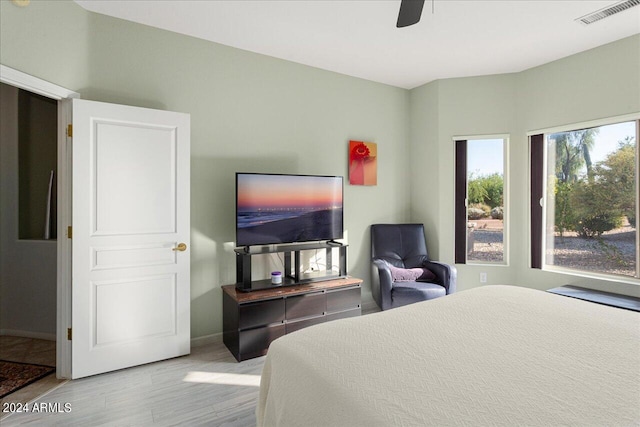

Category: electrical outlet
[480, 272, 487, 283]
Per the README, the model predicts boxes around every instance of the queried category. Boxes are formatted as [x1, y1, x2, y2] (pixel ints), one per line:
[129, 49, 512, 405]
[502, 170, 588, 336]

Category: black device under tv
[235, 172, 346, 291]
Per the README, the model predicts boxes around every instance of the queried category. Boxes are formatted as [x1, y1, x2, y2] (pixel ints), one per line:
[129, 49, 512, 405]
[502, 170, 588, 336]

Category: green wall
[1, 0, 411, 339]
[410, 34, 640, 297]
[514, 34, 640, 297]
[410, 74, 519, 291]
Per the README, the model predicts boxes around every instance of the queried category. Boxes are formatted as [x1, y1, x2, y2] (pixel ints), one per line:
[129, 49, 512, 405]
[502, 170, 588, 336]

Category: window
[455, 137, 507, 264]
[531, 119, 639, 279]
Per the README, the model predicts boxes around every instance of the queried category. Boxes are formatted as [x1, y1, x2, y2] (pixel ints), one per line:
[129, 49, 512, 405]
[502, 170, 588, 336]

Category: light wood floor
[2, 339, 265, 426]
[2, 305, 380, 426]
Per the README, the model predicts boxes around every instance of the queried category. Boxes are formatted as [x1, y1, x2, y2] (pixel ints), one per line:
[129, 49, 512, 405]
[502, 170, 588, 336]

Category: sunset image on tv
[236, 174, 343, 246]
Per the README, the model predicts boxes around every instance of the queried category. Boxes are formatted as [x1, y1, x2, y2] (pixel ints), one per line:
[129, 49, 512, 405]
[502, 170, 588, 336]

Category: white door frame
[0, 64, 79, 378]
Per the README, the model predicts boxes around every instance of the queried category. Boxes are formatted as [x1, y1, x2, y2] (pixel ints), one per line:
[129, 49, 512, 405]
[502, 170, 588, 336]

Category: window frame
[454, 134, 509, 266]
[529, 114, 640, 283]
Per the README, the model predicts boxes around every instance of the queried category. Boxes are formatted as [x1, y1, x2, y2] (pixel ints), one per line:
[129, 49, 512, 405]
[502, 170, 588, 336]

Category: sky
[547, 120, 636, 177]
[588, 121, 636, 163]
[466, 121, 636, 177]
[467, 139, 504, 176]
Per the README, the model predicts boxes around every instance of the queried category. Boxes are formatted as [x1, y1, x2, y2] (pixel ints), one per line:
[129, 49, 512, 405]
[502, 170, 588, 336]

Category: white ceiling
[74, 0, 640, 89]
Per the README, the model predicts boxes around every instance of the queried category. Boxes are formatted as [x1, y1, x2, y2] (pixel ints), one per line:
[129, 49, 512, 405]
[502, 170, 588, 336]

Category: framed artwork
[349, 140, 377, 185]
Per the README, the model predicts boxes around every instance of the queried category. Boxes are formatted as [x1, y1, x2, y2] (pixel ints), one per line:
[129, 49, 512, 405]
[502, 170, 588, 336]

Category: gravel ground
[468, 230, 504, 263]
[468, 225, 637, 277]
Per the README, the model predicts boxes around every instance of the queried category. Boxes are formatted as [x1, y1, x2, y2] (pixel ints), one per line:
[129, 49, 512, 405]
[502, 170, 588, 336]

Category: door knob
[173, 243, 187, 252]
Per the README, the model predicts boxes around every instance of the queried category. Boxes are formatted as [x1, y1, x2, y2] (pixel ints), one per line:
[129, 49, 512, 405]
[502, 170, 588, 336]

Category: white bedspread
[257, 285, 640, 427]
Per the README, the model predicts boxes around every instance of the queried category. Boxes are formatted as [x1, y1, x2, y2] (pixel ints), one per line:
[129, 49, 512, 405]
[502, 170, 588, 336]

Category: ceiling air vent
[575, 0, 640, 25]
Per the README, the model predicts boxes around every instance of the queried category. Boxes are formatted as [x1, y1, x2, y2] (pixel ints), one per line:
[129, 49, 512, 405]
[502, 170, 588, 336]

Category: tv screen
[236, 173, 344, 247]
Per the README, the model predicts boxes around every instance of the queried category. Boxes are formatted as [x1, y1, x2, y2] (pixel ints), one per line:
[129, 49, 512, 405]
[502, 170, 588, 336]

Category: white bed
[257, 285, 640, 427]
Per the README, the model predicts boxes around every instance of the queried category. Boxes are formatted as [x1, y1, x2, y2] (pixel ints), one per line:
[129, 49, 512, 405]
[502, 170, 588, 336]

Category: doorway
[0, 65, 78, 380]
[0, 84, 58, 335]
[0, 82, 65, 407]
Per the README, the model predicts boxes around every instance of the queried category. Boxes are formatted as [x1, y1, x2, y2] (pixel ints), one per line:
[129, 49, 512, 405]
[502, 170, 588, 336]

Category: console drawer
[239, 324, 285, 359]
[327, 286, 361, 313]
[326, 307, 361, 323]
[238, 298, 285, 330]
[286, 315, 325, 334]
[286, 292, 325, 320]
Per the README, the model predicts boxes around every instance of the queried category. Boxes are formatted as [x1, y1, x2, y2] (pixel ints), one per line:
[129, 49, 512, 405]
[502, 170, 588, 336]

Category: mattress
[256, 285, 640, 426]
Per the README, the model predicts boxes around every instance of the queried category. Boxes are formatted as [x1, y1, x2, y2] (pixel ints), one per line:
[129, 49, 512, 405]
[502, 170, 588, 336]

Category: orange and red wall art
[349, 140, 377, 186]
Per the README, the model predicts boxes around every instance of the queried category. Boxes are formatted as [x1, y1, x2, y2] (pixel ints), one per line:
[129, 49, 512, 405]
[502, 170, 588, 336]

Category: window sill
[548, 285, 640, 311]
[542, 265, 640, 286]
[466, 261, 509, 267]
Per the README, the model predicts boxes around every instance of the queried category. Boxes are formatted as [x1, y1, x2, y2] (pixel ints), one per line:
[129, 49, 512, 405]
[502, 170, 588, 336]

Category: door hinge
[67, 328, 72, 341]
[67, 124, 73, 137]
[67, 226, 72, 239]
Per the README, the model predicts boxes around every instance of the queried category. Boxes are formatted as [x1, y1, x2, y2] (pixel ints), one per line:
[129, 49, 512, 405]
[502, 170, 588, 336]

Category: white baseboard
[191, 332, 222, 348]
[0, 329, 56, 341]
[1, 328, 222, 348]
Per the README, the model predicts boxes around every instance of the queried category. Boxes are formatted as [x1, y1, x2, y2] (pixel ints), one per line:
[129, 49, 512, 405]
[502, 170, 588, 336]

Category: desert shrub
[478, 174, 504, 208]
[551, 140, 636, 238]
[553, 181, 577, 236]
[470, 203, 490, 217]
[570, 180, 624, 237]
[468, 178, 488, 206]
[491, 206, 503, 220]
[573, 213, 623, 238]
[467, 208, 486, 220]
[592, 142, 636, 230]
[468, 173, 503, 208]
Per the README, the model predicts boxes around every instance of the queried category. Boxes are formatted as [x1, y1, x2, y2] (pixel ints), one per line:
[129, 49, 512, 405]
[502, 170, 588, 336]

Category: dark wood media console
[223, 277, 362, 361]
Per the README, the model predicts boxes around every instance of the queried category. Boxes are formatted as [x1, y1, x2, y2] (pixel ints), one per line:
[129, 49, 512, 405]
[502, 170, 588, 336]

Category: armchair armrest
[371, 258, 394, 310]
[423, 260, 457, 294]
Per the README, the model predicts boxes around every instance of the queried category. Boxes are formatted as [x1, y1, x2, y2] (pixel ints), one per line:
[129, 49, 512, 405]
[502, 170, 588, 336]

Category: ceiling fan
[397, 0, 427, 28]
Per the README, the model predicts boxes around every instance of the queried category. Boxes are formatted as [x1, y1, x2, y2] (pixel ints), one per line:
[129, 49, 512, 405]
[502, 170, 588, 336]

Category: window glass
[544, 121, 637, 278]
[466, 139, 505, 263]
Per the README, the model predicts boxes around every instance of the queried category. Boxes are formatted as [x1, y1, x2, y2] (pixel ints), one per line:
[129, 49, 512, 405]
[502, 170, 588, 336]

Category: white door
[71, 99, 190, 379]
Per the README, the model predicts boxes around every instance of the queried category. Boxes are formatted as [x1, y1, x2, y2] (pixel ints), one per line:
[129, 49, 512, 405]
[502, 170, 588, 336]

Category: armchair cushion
[392, 281, 446, 307]
[386, 262, 436, 282]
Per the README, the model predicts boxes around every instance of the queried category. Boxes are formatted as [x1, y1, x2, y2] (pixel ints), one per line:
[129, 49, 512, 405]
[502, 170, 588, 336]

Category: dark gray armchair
[371, 224, 456, 310]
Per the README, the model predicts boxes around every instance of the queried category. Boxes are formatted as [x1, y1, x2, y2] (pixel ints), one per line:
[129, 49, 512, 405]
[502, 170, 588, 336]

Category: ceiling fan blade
[396, 0, 425, 28]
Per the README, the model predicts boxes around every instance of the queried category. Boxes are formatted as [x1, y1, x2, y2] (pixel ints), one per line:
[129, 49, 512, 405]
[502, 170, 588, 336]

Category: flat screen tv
[236, 173, 344, 247]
